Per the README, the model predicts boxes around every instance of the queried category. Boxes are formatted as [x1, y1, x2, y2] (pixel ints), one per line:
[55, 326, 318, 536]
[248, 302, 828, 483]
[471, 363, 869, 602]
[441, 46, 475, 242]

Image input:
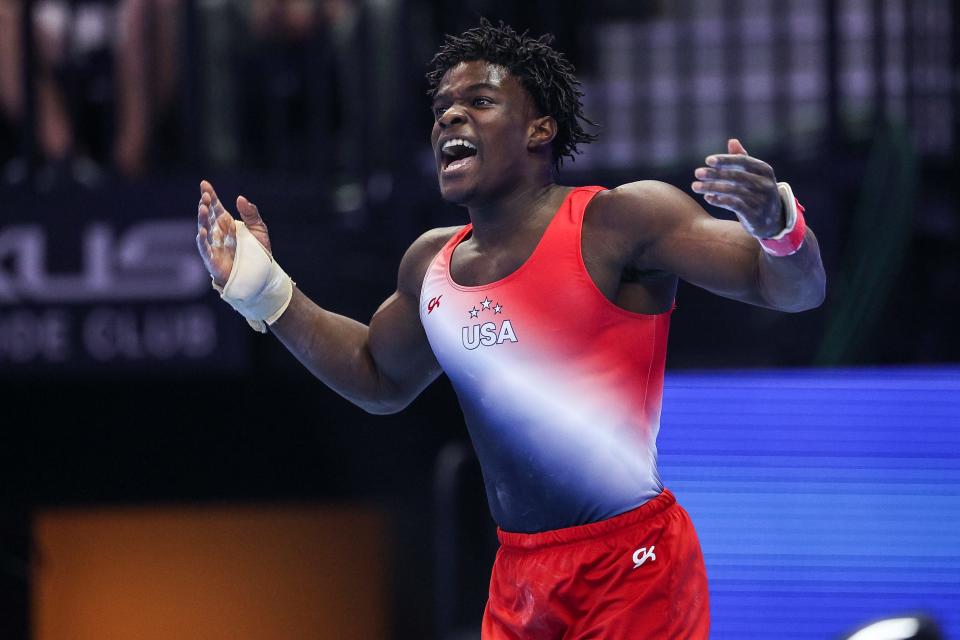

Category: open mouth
[441, 138, 478, 172]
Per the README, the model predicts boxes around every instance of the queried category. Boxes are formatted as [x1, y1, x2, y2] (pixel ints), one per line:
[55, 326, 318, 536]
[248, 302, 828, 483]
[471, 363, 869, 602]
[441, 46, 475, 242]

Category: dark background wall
[1, 1, 958, 638]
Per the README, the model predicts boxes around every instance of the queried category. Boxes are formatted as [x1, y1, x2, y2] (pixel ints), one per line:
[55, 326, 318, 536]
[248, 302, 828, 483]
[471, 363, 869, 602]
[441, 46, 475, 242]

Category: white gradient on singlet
[426, 316, 662, 530]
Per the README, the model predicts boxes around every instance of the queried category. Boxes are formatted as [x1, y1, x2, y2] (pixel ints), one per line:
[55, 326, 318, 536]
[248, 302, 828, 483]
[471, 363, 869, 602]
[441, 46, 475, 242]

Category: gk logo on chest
[462, 320, 518, 350]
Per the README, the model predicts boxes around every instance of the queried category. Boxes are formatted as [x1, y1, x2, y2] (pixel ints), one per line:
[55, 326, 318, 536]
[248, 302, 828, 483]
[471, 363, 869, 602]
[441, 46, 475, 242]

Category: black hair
[426, 18, 598, 169]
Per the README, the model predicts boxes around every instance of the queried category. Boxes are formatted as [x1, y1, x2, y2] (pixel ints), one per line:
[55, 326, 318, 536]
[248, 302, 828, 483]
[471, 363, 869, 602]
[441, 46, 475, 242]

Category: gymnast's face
[430, 60, 541, 206]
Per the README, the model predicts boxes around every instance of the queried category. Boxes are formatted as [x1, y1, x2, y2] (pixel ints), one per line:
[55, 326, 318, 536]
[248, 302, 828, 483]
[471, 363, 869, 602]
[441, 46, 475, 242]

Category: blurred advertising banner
[0, 182, 249, 375]
[32, 504, 389, 640]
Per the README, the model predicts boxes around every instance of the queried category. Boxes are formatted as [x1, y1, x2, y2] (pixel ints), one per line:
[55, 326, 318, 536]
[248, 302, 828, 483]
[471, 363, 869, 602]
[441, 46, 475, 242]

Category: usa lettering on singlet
[420, 186, 673, 534]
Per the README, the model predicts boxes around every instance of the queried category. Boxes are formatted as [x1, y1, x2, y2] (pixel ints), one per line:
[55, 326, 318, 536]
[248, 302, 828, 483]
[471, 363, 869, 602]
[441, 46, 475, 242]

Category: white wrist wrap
[757, 181, 807, 257]
[212, 220, 293, 333]
[769, 182, 799, 240]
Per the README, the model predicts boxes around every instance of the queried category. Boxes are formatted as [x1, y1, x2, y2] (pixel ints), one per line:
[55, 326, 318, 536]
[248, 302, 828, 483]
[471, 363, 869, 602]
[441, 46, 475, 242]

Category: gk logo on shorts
[632, 545, 657, 568]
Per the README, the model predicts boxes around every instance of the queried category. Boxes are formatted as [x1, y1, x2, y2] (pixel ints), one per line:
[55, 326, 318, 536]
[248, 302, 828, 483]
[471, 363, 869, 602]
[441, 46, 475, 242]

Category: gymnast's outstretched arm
[196, 180, 451, 415]
[591, 139, 826, 313]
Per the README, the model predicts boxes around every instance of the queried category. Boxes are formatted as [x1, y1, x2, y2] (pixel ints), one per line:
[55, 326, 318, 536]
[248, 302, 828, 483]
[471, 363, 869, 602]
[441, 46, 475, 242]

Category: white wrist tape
[768, 182, 799, 240]
[212, 220, 293, 333]
[758, 181, 807, 257]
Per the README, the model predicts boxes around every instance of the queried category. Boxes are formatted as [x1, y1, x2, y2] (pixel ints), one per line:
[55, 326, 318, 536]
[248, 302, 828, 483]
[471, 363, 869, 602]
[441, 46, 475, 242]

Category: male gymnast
[196, 20, 825, 639]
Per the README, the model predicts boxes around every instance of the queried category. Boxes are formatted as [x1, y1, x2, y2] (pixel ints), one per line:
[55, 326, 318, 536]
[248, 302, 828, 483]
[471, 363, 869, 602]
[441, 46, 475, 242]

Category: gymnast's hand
[690, 138, 785, 238]
[196, 179, 272, 287]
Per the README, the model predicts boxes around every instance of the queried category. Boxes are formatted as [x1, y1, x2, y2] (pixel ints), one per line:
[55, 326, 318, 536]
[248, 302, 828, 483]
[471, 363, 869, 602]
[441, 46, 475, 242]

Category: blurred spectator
[0, 0, 180, 185]
[249, 0, 323, 40]
[113, 0, 180, 177]
[237, 0, 361, 176]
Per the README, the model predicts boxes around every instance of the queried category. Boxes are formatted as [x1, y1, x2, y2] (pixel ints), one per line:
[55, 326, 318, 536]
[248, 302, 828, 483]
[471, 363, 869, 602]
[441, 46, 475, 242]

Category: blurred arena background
[1, 0, 958, 638]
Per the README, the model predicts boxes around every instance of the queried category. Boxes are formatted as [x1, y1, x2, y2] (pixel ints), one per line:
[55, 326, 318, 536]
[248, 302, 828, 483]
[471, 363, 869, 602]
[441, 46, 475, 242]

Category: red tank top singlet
[419, 186, 672, 533]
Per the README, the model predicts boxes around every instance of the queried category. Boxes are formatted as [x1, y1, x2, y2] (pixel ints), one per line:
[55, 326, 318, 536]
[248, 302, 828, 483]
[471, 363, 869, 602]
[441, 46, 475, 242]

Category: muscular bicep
[267, 227, 454, 414]
[652, 213, 769, 306]
[626, 182, 771, 308]
[364, 226, 458, 409]
[367, 288, 442, 406]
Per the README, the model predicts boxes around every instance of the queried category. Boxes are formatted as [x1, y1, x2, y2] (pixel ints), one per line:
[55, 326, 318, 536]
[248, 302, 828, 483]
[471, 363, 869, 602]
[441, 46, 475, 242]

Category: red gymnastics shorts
[482, 489, 710, 639]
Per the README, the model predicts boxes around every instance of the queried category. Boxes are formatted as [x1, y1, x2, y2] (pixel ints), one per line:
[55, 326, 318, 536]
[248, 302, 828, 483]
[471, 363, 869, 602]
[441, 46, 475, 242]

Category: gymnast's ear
[527, 116, 557, 151]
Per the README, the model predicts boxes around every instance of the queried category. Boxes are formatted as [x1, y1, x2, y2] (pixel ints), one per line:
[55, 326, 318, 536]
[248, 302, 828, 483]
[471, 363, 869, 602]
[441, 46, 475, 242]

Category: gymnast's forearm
[270, 288, 405, 414]
[756, 229, 826, 313]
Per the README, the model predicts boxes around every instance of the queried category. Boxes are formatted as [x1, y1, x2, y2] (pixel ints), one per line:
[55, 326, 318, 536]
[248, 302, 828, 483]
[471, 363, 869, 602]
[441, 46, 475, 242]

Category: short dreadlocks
[426, 19, 598, 170]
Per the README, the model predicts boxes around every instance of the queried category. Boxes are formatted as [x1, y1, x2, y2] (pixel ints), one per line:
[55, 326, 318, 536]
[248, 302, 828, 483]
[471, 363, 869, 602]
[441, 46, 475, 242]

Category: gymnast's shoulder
[397, 226, 463, 294]
[586, 180, 697, 249]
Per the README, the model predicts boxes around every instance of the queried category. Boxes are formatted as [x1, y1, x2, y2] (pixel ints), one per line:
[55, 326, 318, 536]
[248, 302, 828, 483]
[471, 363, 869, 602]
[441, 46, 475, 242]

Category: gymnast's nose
[438, 106, 467, 128]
